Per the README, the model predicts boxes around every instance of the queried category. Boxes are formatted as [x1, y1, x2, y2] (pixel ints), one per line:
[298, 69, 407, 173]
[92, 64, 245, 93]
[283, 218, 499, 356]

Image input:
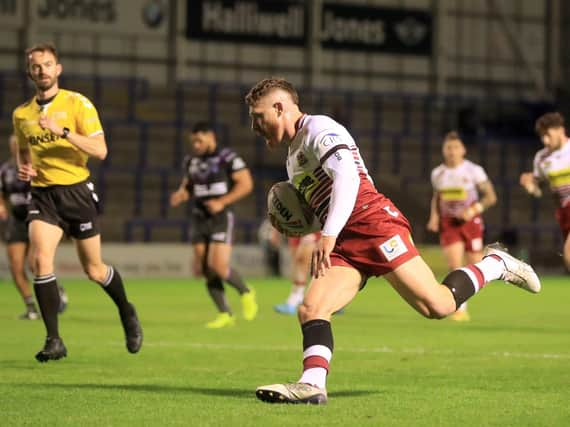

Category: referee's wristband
[61, 127, 70, 139]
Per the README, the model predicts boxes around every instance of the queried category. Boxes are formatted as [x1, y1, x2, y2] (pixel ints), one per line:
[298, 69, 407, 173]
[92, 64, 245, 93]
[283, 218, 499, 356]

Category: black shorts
[191, 211, 234, 245]
[4, 215, 28, 244]
[28, 180, 100, 240]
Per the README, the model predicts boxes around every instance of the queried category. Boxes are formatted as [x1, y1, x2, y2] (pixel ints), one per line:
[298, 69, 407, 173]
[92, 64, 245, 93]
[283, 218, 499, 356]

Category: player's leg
[7, 241, 39, 319]
[75, 235, 142, 353]
[28, 219, 67, 361]
[275, 238, 313, 314]
[256, 265, 362, 404]
[208, 241, 258, 321]
[195, 242, 232, 328]
[563, 233, 570, 272]
[385, 243, 540, 320]
[442, 241, 470, 320]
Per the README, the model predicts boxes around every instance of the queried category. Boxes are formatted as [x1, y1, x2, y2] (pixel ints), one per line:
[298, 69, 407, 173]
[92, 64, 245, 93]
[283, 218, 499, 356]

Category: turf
[1, 275, 569, 426]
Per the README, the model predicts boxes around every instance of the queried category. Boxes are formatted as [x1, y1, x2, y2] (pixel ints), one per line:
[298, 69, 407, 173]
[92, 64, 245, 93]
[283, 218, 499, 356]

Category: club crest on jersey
[379, 235, 408, 261]
[296, 152, 308, 166]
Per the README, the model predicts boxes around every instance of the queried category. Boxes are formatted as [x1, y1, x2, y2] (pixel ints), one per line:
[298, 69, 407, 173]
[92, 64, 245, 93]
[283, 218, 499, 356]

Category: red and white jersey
[286, 114, 380, 235]
[533, 140, 570, 208]
[431, 160, 488, 218]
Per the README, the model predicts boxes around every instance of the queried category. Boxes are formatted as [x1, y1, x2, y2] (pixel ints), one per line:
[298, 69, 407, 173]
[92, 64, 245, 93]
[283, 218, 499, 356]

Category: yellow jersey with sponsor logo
[12, 89, 103, 187]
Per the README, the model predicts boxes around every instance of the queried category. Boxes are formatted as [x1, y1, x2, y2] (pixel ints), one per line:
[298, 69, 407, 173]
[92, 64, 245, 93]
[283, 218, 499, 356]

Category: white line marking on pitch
[136, 342, 570, 360]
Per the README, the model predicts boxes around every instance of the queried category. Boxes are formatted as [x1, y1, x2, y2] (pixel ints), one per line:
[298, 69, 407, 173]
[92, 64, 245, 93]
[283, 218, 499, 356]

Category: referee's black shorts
[28, 180, 101, 240]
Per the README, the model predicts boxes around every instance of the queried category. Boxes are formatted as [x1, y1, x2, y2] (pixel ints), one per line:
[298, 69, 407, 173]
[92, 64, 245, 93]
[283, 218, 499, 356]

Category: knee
[84, 263, 108, 283]
[297, 301, 326, 324]
[207, 263, 228, 280]
[29, 251, 52, 276]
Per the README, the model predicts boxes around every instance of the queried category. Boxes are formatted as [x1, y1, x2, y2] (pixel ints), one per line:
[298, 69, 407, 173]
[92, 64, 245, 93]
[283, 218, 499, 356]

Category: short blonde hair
[245, 77, 299, 106]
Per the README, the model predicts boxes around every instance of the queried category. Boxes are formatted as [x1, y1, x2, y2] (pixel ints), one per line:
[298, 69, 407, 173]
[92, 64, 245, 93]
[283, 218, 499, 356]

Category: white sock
[299, 368, 327, 389]
[457, 302, 468, 312]
[286, 285, 306, 307]
[474, 256, 505, 283]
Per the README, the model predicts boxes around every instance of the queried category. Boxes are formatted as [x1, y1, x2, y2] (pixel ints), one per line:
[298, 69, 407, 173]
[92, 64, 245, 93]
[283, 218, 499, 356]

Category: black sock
[100, 267, 130, 314]
[207, 276, 231, 313]
[442, 270, 477, 310]
[302, 319, 334, 352]
[224, 268, 249, 295]
[34, 275, 60, 338]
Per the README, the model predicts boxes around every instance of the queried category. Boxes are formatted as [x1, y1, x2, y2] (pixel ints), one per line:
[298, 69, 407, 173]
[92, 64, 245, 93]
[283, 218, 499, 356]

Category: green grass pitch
[1, 275, 569, 426]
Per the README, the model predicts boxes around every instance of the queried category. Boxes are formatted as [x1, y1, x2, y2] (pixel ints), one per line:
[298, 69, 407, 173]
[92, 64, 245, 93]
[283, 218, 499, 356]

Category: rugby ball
[267, 181, 320, 237]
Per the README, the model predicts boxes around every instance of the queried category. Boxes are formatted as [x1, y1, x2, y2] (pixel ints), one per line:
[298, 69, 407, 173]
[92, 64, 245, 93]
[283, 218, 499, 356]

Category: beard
[34, 75, 57, 92]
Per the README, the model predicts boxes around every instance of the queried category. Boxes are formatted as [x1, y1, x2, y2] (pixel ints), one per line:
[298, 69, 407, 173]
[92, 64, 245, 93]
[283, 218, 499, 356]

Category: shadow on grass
[7, 382, 382, 400]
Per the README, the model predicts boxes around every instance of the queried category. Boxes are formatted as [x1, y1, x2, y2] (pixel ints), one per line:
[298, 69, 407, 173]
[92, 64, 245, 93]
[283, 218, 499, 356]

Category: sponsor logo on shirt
[379, 234, 408, 261]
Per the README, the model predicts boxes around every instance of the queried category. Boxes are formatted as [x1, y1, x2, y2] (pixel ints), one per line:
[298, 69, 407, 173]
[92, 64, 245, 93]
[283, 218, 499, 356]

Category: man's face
[442, 138, 466, 165]
[249, 96, 284, 148]
[190, 131, 215, 156]
[541, 127, 565, 151]
[28, 50, 61, 92]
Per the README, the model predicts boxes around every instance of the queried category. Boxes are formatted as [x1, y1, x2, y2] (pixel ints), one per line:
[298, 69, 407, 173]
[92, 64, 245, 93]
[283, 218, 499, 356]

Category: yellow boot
[241, 290, 258, 321]
[205, 312, 235, 329]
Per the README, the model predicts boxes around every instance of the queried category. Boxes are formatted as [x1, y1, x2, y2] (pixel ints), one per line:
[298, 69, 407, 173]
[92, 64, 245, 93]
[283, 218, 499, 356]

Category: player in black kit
[0, 135, 67, 319]
[170, 122, 258, 328]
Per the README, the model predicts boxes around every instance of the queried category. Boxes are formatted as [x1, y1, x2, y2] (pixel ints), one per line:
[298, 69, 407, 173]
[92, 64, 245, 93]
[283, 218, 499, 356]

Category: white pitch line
[133, 341, 570, 360]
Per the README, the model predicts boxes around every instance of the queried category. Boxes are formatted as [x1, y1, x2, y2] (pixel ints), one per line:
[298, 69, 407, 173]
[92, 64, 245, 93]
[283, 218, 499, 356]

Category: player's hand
[459, 207, 475, 222]
[38, 114, 63, 136]
[519, 172, 542, 196]
[426, 216, 439, 232]
[204, 198, 225, 214]
[18, 164, 37, 181]
[169, 190, 186, 207]
[311, 234, 336, 279]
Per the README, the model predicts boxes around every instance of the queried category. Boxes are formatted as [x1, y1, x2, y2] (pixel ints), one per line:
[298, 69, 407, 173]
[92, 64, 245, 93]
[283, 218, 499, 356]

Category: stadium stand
[0, 71, 559, 264]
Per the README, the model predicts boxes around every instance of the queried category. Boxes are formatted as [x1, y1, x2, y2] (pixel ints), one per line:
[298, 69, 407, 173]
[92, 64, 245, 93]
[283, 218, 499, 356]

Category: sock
[24, 295, 37, 311]
[224, 268, 249, 295]
[286, 283, 306, 307]
[100, 266, 130, 314]
[474, 255, 504, 283]
[207, 276, 231, 313]
[34, 274, 60, 337]
[298, 319, 333, 390]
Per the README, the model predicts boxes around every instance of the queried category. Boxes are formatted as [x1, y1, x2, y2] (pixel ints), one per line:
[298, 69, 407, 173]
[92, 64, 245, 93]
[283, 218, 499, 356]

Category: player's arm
[426, 191, 439, 232]
[170, 176, 192, 207]
[476, 179, 497, 210]
[14, 136, 36, 182]
[64, 132, 107, 160]
[205, 168, 253, 214]
[312, 139, 359, 277]
[520, 172, 542, 197]
[38, 114, 107, 160]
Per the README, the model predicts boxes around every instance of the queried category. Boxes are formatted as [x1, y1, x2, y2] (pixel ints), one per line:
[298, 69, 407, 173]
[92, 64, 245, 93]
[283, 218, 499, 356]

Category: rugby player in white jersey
[520, 112, 570, 271]
[246, 77, 540, 405]
[427, 132, 497, 321]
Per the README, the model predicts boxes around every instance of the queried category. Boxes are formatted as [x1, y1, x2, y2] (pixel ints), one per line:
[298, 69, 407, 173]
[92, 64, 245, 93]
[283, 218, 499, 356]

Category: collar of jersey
[35, 91, 59, 106]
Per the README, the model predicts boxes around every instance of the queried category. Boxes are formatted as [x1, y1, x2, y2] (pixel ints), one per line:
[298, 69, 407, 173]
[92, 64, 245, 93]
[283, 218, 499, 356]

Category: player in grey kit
[0, 135, 69, 319]
[170, 122, 258, 328]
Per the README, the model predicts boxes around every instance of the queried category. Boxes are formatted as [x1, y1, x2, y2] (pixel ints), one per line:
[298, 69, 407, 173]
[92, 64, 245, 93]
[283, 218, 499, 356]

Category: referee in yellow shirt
[12, 42, 142, 362]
